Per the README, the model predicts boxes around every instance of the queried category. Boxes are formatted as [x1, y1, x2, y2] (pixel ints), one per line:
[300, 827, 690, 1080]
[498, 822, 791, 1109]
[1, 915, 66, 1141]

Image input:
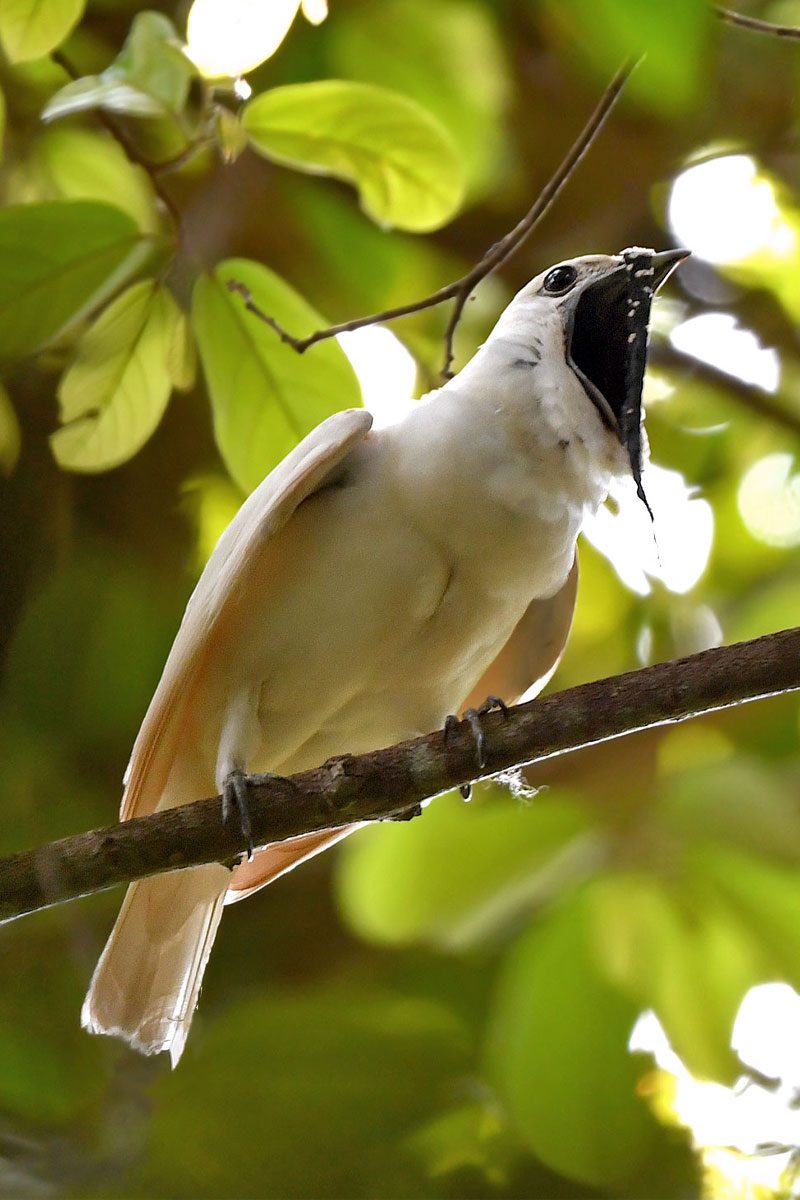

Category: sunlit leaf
[329, 0, 511, 197]
[589, 873, 765, 1083]
[31, 126, 160, 233]
[243, 80, 464, 232]
[337, 787, 592, 948]
[214, 104, 248, 163]
[0, 0, 84, 63]
[51, 280, 186, 472]
[702, 845, 800, 996]
[544, 0, 711, 114]
[0, 383, 21, 475]
[192, 257, 361, 492]
[0, 201, 155, 362]
[166, 300, 197, 391]
[486, 890, 656, 1187]
[43, 11, 199, 123]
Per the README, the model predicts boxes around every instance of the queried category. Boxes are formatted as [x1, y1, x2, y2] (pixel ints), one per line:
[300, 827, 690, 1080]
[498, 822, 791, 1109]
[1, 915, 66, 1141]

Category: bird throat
[567, 247, 660, 519]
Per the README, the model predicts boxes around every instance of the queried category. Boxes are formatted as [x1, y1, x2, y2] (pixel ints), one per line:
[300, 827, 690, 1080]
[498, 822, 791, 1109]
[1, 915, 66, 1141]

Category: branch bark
[227, 59, 636, 381]
[2, 626, 799, 925]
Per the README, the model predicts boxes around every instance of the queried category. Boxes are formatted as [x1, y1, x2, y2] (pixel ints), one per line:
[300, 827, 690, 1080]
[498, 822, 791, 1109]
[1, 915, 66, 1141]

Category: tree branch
[650, 342, 800, 440]
[227, 59, 636, 381]
[2, 626, 799, 925]
[716, 6, 800, 40]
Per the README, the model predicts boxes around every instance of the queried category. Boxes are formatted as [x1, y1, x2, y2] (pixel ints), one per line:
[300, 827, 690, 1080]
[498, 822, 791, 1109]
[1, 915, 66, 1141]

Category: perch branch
[2, 626, 800, 924]
[227, 59, 636, 380]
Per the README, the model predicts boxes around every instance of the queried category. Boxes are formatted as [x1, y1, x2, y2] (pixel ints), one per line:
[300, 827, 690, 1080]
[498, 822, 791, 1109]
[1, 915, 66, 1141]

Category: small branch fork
[228, 59, 636, 381]
[2, 626, 800, 924]
[51, 50, 182, 229]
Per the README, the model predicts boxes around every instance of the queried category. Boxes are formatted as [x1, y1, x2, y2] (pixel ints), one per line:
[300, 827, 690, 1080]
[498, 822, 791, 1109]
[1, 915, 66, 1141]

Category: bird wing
[225, 554, 578, 904]
[121, 407, 374, 821]
[460, 553, 578, 709]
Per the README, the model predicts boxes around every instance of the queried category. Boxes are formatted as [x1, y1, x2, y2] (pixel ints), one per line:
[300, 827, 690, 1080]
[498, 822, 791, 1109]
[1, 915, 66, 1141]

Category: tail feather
[81, 863, 231, 1067]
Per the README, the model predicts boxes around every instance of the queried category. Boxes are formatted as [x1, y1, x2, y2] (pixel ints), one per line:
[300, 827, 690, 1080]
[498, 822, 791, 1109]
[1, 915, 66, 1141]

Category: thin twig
[650, 342, 800, 439]
[51, 50, 182, 229]
[716, 5, 800, 39]
[2, 625, 799, 923]
[227, 59, 637, 381]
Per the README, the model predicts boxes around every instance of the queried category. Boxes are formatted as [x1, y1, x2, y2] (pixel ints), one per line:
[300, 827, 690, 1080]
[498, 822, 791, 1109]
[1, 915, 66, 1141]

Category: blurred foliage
[0, 1, 800, 1198]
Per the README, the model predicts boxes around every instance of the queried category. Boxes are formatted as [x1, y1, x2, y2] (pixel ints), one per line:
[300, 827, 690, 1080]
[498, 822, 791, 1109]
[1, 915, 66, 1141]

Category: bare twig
[650, 342, 800, 439]
[2, 625, 800, 924]
[716, 5, 800, 39]
[51, 50, 182, 229]
[227, 59, 636, 381]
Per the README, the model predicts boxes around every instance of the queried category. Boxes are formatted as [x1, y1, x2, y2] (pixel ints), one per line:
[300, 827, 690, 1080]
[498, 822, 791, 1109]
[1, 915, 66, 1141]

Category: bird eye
[542, 265, 578, 295]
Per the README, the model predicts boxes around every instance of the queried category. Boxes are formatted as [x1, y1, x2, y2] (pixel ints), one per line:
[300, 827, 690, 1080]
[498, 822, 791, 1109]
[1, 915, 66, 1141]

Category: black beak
[567, 247, 689, 517]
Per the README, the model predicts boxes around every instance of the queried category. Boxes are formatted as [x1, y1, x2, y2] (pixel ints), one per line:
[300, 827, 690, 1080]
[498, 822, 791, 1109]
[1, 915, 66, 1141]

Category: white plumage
[82, 251, 681, 1064]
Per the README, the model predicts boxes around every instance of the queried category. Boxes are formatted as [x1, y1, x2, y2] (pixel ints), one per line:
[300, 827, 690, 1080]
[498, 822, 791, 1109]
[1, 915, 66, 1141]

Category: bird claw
[221, 768, 254, 862]
[444, 695, 510, 787]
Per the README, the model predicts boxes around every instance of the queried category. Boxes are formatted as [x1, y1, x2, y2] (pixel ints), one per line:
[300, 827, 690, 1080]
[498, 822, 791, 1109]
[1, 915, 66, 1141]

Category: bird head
[493, 247, 689, 515]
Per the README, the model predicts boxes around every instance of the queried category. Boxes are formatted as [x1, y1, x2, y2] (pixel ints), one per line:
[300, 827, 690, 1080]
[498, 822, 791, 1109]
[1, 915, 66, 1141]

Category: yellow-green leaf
[242, 80, 464, 232]
[486, 890, 656, 1188]
[32, 127, 160, 234]
[0, 384, 21, 475]
[337, 788, 590, 949]
[192, 258, 361, 492]
[589, 873, 765, 1083]
[0, 201, 155, 363]
[51, 280, 185, 472]
[0, 0, 85, 63]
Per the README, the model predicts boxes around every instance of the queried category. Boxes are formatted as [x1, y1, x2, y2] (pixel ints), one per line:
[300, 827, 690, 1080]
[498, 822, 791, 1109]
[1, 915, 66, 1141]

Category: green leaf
[51, 280, 186, 472]
[702, 845, 800, 996]
[0, 383, 21, 475]
[337, 787, 592, 948]
[43, 10, 199, 123]
[31, 126, 160, 233]
[144, 986, 469, 1198]
[214, 104, 248, 164]
[0, 201, 155, 363]
[329, 0, 512, 197]
[0, 86, 6, 163]
[486, 890, 656, 1188]
[405, 1101, 522, 1187]
[192, 257, 361, 492]
[544, 0, 712, 115]
[0, 0, 84, 64]
[242, 80, 464, 232]
[589, 873, 765, 1083]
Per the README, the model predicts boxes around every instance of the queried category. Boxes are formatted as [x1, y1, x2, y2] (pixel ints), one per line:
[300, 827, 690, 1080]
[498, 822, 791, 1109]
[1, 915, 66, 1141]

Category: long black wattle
[568, 250, 657, 518]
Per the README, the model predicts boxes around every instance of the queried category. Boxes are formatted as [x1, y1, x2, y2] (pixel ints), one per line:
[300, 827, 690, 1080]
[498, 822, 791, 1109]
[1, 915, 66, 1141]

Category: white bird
[82, 247, 686, 1065]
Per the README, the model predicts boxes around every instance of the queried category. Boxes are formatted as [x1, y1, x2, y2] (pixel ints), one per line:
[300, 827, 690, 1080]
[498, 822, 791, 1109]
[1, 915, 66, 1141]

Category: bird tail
[81, 862, 231, 1067]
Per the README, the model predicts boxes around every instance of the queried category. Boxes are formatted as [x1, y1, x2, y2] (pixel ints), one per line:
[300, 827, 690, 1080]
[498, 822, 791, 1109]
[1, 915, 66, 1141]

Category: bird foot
[221, 768, 255, 862]
[444, 696, 510, 799]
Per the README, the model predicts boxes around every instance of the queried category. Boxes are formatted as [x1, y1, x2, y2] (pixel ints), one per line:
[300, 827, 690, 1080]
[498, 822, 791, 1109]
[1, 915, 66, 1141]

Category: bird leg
[444, 696, 510, 800]
[221, 768, 254, 862]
